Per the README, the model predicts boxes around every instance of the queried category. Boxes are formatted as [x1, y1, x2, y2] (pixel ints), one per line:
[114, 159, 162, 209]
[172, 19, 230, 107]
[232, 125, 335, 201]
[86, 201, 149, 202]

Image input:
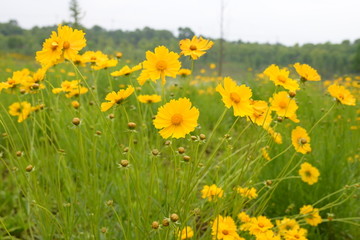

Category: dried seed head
[151, 221, 160, 229]
[72, 117, 81, 126]
[96, 130, 102, 135]
[199, 134, 206, 140]
[152, 149, 160, 156]
[16, 151, 22, 157]
[288, 91, 296, 98]
[162, 219, 170, 227]
[183, 155, 191, 162]
[120, 159, 129, 167]
[128, 122, 136, 129]
[25, 164, 33, 172]
[108, 113, 115, 119]
[178, 147, 185, 154]
[170, 213, 179, 222]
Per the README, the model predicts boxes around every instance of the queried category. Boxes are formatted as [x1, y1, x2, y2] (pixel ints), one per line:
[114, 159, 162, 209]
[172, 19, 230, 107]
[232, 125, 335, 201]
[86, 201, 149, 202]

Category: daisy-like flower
[57, 25, 86, 60]
[178, 68, 192, 77]
[111, 63, 142, 77]
[52, 80, 88, 98]
[275, 218, 300, 236]
[211, 215, 244, 240]
[299, 162, 320, 185]
[267, 127, 283, 144]
[291, 126, 311, 154]
[237, 212, 251, 223]
[269, 91, 299, 123]
[236, 187, 258, 200]
[92, 58, 118, 70]
[264, 64, 299, 91]
[328, 84, 356, 106]
[140, 46, 181, 85]
[36, 31, 64, 67]
[0, 69, 31, 92]
[178, 226, 194, 240]
[284, 228, 308, 240]
[216, 77, 253, 117]
[179, 36, 214, 60]
[248, 100, 272, 128]
[82, 51, 108, 64]
[294, 63, 321, 82]
[255, 230, 281, 240]
[247, 216, 274, 236]
[299, 205, 322, 226]
[137, 94, 161, 104]
[261, 146, 271, 161]
[201, 184, 224, 201]
[8, 101, 32, 123]
[100, 85, 135, 112]
[153, 98, 199, 139]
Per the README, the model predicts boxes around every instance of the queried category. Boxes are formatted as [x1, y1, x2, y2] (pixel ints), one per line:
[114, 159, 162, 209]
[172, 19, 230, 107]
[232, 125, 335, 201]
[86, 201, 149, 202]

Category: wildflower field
[0, 26, 359, 240]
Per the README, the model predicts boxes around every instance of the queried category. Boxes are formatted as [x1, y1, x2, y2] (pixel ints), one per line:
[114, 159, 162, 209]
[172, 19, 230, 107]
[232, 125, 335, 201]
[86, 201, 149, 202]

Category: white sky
[1, 0, 360, 46]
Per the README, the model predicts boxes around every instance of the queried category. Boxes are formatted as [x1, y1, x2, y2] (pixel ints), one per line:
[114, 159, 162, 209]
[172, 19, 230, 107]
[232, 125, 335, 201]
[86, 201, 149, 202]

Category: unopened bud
[152, 149, 160, 156]
[16, 151, 22, 157]
[25, 164, 33, 172]
[151, 221, 159, 229]
[170, 213, 179, 222]
[183, 155, 191, 162]
[128, 122, 136, 129]
[288, 91, 296, 98]
[191, 135, 197, 141]
[120, 159, 129, 167]
[199, 134, 206, 140]
[162, 219, 170, 227]
[108, 113, 115, 119]
[178, 147, 185, 154]
[72, 117, 81, 126]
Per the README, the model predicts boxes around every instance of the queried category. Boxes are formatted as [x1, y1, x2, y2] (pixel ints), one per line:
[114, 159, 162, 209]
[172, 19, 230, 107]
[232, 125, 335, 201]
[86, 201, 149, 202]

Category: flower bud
[178, 147, 185, 154]
[170, 213, 179, 222]
[128, 122, 136, 129]
[72, 117, 81, 126]
[151, 221, 160, 229]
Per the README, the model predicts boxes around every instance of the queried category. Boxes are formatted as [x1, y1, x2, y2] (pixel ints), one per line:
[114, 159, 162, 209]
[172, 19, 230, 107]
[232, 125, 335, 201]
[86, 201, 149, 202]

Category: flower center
[63, 41, 70, 49]
[190, 45, 197, 50]
[171, 114, 183, 125]
[305, 171, 312, 177]
[222, 230, 229, 235]
[51, 41, 59, 50]
[299, 138, 307, 145]
[277, 75, 287, 83]
[258, 223, 265, 228]
[278, 101, 287, 109]
[230, 92, 241, 103]
[156, 60, 167, 71]
[338, 93, 344, 100]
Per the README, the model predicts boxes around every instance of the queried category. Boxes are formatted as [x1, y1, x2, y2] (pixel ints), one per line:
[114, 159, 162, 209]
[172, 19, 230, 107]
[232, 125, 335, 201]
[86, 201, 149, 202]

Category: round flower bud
[288, 91, 296, 98]
[108, 113, 115, 119]
[96, 130, 102, 135]
[164, 140, 171, 146]
[25, 164, 33, 172]
[128, 122, 136, 129]
[191, 135, 197, 141]
[120, 159, 129, 167]
[162, 219, 170, 227]
[152, 149, 160, 156]
[183, 155, 191, 162]
[199, 134, 206, 140]
[72, 117, 81, 126]
[170, 213, 179, 222]
[16, 151, 22, 157]
[178, 147, 185, 154]
[151, 221, 160, 229]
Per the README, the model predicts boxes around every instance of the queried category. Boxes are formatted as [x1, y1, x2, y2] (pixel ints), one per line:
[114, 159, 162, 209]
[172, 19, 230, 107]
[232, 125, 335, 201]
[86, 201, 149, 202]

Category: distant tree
[69, 0, 83, 28]
[352, 43, 360, 73]
[178, 27, 195, 40]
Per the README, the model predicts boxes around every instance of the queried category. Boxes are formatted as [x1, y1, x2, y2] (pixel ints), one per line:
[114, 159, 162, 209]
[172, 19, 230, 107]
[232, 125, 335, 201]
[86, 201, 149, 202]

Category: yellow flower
[237, 212, 251, 223]
[179, 36, 214, 60]
[52, 80, 88, 98]
[9, 101, 32, 123]
[299, 162, 320, 185]
[137, 94, 161, 104]
[178, 68, 192, 77]
[71, 100, 80, 109]
[100, 85, 135, 112]
[267, 127, 283, 144]
[264, 64, 299, 91]
[153, 98, 199, 139]
[236, 187, 258, 200]
[300, 205, 322, 226]
[270, 91, 299, 123]
[328, 84, 356, 106]
[82, 51, 108, 64]
[294, 63, 321, 82]
[201, 184, 224, 201]
[211, 215, 243, 240]
[141, 46, 181, 85]
[57, 25, 86, 60]
[92, 58, 118, 70]
[216, 77, 253, 117]
[255, 230, 281, 240]
[115, 52, 123, 59]
[276, 218, 300, 235]
[210, 63, 216, 69]
[247, 216, 274, 236]
[291, 126, 311, 154]
[36, 31, 64, 67]
[111, 64, 142, 77]
[248, 100, 272, 128]
[284, 228, 308, 240]
[178, 226, 194, 240]
[261, 146, 271, 161]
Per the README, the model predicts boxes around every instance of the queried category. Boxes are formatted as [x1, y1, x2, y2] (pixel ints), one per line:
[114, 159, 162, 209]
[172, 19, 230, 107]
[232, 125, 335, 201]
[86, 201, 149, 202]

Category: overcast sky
[1, 0, 359, 46]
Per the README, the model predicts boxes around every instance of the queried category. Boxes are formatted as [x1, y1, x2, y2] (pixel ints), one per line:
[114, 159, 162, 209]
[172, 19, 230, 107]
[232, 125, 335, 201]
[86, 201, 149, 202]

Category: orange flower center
[305, 170, 312, 177]
[63, 41, 70, 49]
[190, 45, 197, 50]
[222, 230, 229, 235]
[230, 92, 241, 103]
[278, 101, 287, 109]
[51, 41, 59, 50]
[258, 223, 265, 228]
[338, 93, 344, 100]
[90, 56, 97, 61]
[294, 234, 300, 239]
[156, 60, 167, 71]
[277, 75, 287, 83]
[171, 114, 183, 125]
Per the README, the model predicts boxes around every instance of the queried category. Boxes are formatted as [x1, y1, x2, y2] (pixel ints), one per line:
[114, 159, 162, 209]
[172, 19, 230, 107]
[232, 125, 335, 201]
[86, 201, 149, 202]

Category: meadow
[0, 25, 359, 240]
